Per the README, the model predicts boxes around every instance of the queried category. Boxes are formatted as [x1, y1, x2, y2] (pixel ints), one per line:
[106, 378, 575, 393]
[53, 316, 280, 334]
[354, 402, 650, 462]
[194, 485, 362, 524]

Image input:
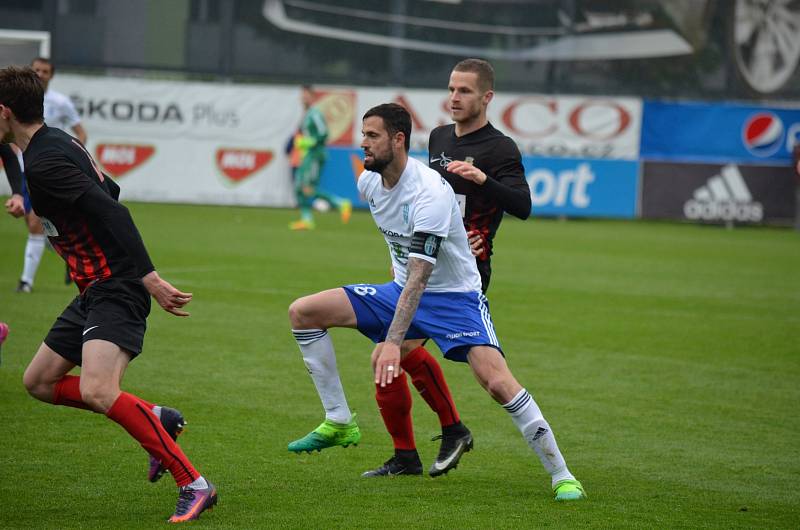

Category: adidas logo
[683, 164, 763, 222]
[531, 426, 548, 441]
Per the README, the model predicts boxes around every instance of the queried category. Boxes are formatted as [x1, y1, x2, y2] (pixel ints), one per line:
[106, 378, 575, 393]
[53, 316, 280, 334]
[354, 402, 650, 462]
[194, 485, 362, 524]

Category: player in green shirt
[289, 85, 352, 230]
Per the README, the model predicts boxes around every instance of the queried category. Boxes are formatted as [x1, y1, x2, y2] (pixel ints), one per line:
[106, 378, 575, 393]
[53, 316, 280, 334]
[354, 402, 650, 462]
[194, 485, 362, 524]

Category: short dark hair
[31, 57, 54, 75]
[0, 66, 44, 124]
[453, 58, 494, 92]
[362, 103, 411, 152]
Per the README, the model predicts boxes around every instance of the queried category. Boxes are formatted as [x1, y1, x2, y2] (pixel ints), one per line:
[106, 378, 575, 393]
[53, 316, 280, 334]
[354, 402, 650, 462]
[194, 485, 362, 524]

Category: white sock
[187, 476, 209, 490]
[293, 329, 352, 424]
[152, 405, 162, 419]
[504, 388, 574, 486]
[21, 233, 46, 285]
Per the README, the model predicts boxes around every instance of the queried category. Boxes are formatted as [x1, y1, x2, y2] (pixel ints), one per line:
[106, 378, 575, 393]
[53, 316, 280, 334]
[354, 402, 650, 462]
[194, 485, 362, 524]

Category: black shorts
[44, 278, 152, 366]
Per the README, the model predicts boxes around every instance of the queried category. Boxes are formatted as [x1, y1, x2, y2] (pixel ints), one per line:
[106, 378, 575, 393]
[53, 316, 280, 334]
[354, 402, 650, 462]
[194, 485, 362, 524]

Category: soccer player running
[0, 66, 217, 523]
[6, 57, 88, 292]
[289, 84, 352, 230]
[287, 103, 585, 501]
[359, 58, 535, 478]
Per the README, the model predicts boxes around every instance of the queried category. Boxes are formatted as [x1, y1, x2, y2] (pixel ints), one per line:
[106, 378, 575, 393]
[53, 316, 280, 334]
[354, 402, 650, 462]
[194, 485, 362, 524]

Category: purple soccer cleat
[148, 406, 186, 482]
[168, 481, 217, 523]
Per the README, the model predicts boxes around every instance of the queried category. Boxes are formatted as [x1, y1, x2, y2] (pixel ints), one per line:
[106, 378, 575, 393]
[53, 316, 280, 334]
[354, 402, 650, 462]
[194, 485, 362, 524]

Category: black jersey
[428, 122, 531, 290]
[1, 143, 23, 194]
[24, 125, 154, 293]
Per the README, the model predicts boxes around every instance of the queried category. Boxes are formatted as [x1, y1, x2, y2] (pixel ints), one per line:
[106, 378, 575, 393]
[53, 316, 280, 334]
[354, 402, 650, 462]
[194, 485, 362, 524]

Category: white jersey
[44, 89, 81, 132]
[358, 157, 481, 293]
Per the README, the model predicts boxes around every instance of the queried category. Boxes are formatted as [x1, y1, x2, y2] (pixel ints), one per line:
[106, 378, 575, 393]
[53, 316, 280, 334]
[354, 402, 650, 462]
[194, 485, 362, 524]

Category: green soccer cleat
[288, 414, 361, 453]
[553, 479, 586, 501]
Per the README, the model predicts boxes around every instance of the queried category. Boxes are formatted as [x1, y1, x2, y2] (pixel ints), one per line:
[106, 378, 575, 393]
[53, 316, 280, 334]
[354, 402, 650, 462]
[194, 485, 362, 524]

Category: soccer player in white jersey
[7, 57, 88, 292]
[32, 58, 87, 143]
[287, 103, 586, 501]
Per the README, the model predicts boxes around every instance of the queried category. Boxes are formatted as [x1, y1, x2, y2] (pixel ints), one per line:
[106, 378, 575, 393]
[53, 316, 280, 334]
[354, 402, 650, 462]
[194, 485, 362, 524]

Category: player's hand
[5, 194, 24, 218]
[374, 342, 402, 387]
[447, 160, 487, 185]
[142, 271, 193, 317]
[467, 229, 484, 257]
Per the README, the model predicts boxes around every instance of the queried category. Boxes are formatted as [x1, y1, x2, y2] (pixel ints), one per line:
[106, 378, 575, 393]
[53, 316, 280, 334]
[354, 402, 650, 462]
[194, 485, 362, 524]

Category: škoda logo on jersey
[216, 148, 273, 182]
[95, 144, 155, 178]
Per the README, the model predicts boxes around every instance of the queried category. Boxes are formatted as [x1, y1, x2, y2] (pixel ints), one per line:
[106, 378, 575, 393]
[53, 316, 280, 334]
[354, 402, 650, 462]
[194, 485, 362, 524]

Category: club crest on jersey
[424, 235, 439, 256]
[402, 203, 409, 224]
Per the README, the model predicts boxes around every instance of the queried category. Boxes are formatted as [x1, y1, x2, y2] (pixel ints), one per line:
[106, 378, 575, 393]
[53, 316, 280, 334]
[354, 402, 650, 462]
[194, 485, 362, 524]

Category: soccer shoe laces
[174, 487, 196, 516]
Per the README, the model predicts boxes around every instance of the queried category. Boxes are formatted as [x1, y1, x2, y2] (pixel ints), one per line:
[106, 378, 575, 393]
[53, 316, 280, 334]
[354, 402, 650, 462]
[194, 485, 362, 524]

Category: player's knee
[78, 382, 115, 412]
[22, 367, 50, 401]
[288, 297, 318, 329]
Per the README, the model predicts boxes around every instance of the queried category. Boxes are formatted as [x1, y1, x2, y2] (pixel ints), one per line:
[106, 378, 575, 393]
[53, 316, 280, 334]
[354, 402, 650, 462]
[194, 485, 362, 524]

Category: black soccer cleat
[429, 422, 473, 477]
[362, 451, 423, 477]
[148, 406, 187, 483]
[16, 280, 32, 293]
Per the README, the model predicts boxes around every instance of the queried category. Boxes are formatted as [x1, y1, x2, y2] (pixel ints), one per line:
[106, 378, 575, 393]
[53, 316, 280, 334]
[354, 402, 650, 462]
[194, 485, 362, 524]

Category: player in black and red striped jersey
[0, 66, 218, 522]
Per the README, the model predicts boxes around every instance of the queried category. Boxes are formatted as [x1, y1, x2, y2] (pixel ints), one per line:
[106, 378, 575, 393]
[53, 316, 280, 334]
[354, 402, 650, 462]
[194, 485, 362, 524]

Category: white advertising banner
[355, 89, 643, 160]
[1, 73, 642, 205]
[50, 74, 300, 206]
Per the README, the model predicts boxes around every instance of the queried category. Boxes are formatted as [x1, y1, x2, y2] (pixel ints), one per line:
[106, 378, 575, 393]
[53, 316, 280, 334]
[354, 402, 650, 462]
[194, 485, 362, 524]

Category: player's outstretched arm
[72, 183, 192, 316]
[142, 271, 193, 317]
[375, 256, 434, 387]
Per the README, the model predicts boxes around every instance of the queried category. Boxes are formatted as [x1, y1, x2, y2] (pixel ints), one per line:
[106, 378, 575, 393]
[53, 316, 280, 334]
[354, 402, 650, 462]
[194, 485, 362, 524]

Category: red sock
[53, 375, 93, 411]
[53, 375, 155, 411]
[106, 392, 199, 487]
[375, 372, 415, 450]
[401, 346, 460, 427]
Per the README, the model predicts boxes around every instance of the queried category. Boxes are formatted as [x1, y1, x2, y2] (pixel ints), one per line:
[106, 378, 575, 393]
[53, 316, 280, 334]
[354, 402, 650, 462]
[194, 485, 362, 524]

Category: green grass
[1, 203, 799, 529]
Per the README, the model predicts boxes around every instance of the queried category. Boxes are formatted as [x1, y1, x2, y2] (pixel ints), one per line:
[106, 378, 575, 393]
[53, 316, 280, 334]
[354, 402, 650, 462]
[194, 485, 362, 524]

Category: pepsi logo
[742, 112, 784, 157]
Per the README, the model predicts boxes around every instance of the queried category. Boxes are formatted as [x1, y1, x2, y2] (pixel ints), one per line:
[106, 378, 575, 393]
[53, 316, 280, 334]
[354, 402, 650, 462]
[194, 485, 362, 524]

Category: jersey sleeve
[411, 176, 451, 238]
[74, 185, 155, 277]
[482, 137, 531, 219]
[0, 143, 24, 195]
[60, 96, 82, 129]
[356, 170, 370, 196]
[25, 152, 94, 204]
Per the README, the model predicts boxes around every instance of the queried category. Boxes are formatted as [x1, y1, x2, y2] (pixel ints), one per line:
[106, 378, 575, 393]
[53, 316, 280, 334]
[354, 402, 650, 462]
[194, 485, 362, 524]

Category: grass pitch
[0, 203, 798, 529]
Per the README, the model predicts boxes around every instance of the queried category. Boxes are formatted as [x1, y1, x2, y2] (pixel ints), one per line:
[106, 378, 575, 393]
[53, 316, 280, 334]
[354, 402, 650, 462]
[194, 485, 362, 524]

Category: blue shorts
[343, 281, 502, 362]
[22, 175, 32, 214]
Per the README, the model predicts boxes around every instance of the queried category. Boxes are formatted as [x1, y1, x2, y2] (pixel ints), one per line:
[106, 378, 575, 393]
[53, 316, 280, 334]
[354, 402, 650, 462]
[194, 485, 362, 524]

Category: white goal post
[0, 29, 50, 194]
[0, 29, 50, 67]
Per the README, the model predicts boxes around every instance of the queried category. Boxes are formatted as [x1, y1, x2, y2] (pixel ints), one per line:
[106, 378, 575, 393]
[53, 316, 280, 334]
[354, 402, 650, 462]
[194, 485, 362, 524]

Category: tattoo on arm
[386, 257, 434, 346]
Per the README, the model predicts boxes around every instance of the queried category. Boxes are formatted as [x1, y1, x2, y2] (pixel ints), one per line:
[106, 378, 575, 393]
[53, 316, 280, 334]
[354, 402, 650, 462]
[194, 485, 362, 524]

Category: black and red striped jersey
[428, 122, 531, 290]
[23, 125, 154, 293]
